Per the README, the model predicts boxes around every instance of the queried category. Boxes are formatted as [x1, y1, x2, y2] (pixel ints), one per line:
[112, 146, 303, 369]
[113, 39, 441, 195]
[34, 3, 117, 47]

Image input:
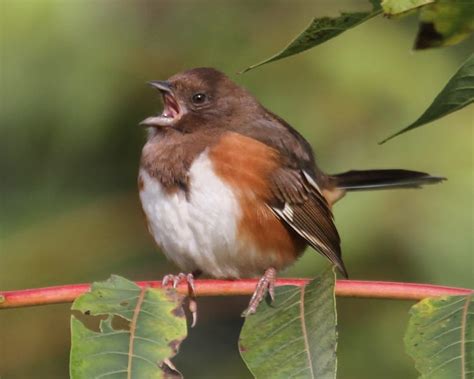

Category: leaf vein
[95, 369, 128, 378]
[424, 355, 462, 377]
[460, 294, 472, 379]
[288, 365, 311, 378]
[127, 286, 147, 379]
[264, 315, 301, 339]
[419, 304, 468, 330]
[300, 285, 315, 378]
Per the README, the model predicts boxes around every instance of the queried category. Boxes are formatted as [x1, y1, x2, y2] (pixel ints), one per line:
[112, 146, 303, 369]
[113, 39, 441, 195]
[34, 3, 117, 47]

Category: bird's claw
[162, 272, 198, 327]
[242, 267, 277, 317]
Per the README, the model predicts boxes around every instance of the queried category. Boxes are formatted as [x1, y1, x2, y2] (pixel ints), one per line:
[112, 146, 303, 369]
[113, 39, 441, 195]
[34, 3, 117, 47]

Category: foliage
[239, 269, 337, 379]
[241, 1, 382, 73]
[1, 1, 473, 378]
[381, 0, 435, 16]
[244, 0, 473, 73]
[414, 0, 474, 49]
[405, 294, 473, 378]
[243, 0, 473, 140]
[381, 53, 474, 142]
[70, 276, 187, 379]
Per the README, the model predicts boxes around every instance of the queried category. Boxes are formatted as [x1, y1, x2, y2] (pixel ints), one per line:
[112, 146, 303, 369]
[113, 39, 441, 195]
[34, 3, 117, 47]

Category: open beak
[148, 80, 172, 93]
[140, 81, 183, 127]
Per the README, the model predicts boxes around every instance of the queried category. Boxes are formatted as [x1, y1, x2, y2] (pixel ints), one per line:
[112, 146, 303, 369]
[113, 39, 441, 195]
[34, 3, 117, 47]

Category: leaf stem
[0, 279, 471, 309]
[0, 278, 474, 309]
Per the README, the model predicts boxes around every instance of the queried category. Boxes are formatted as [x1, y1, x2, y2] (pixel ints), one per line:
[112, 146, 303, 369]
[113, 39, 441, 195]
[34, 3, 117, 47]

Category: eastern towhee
[139, 67, 444, 324]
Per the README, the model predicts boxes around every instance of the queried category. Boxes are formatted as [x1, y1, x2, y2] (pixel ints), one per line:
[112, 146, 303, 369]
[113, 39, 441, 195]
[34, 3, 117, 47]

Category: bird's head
[140, 67, 256, 130]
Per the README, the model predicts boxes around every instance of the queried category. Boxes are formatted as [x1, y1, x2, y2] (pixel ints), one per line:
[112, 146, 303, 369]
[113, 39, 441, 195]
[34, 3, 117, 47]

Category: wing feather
[233, 115, 348, 276]
[270, 169, 348, 277]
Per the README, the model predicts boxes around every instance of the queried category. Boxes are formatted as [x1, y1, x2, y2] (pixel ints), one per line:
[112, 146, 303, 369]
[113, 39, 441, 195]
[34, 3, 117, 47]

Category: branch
[1, 279, 472, 309]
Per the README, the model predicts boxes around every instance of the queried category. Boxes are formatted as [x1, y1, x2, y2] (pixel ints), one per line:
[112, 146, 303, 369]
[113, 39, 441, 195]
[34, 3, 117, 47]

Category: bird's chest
[139, 151, 245, 278]
[139, 133, 303, 278]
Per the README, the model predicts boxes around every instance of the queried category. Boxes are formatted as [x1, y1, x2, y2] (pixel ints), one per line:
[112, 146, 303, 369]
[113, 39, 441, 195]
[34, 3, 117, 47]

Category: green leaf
[414, 0, 474, 50]
[381, 53, 474, 143]
[70, 275, 187, 379]
[239, 268, 337, 379]
[404, 294, 474, 378]
[382, 0, 435, 16]
[242, 1, 382, 73]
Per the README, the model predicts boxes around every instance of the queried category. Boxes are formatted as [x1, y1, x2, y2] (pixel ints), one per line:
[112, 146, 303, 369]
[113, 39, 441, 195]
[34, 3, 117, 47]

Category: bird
[138, 67, 444, 325]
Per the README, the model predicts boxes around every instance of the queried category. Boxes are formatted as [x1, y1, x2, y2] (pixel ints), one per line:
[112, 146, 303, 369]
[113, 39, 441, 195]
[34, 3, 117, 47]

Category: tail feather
[331, 169, 446, 191]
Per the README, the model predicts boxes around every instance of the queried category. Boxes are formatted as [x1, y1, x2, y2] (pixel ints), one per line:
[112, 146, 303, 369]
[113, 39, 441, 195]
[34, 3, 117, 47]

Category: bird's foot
[162, 272, 198, 327]
[242, 267, 277, 317]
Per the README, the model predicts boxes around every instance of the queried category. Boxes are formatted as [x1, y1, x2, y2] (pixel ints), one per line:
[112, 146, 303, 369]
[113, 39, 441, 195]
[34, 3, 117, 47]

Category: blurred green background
[1, 1, 472, 378]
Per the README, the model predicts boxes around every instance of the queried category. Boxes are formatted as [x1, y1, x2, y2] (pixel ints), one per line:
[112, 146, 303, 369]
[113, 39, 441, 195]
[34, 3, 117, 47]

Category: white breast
[139, 151, 246, 278]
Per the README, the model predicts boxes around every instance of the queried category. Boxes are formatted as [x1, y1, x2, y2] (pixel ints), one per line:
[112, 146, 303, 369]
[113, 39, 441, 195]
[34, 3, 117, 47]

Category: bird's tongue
[162, 93, 180, 118]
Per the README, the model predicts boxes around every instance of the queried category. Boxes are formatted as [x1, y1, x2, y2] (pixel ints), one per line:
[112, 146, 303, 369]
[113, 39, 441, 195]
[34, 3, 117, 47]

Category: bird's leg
[162, 270, 201, 327]
[242, 267, 277, 317]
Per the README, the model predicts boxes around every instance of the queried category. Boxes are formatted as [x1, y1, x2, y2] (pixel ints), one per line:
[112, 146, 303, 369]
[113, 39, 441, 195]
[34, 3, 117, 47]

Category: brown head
[140, 67, 258, 132]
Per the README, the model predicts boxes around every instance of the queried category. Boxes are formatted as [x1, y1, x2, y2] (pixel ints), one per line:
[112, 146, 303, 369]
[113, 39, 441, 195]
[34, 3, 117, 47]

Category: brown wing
[231, 107, 348, 276]
[269, 168, 348, 277]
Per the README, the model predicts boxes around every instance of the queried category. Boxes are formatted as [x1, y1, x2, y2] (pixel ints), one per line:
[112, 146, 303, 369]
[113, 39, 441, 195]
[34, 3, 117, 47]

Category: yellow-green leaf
[414, 0, 474, 49]
[70, 275, 187, 379]
[239, 268, 337, 379]
[404, 294, 474, 378]
[382, 0, 435, 16]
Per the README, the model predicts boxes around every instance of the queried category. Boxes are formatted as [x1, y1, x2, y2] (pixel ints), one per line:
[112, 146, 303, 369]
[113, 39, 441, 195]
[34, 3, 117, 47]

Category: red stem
[0, 279, 471, 309]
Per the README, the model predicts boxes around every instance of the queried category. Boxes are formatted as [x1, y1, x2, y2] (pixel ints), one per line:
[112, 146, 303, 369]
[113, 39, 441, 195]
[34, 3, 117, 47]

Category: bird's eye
[192, 93, 207, 104]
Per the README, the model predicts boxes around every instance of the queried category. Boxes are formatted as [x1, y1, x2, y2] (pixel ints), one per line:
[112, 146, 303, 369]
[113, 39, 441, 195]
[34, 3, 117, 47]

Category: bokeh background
[1, 1, 473, 378]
